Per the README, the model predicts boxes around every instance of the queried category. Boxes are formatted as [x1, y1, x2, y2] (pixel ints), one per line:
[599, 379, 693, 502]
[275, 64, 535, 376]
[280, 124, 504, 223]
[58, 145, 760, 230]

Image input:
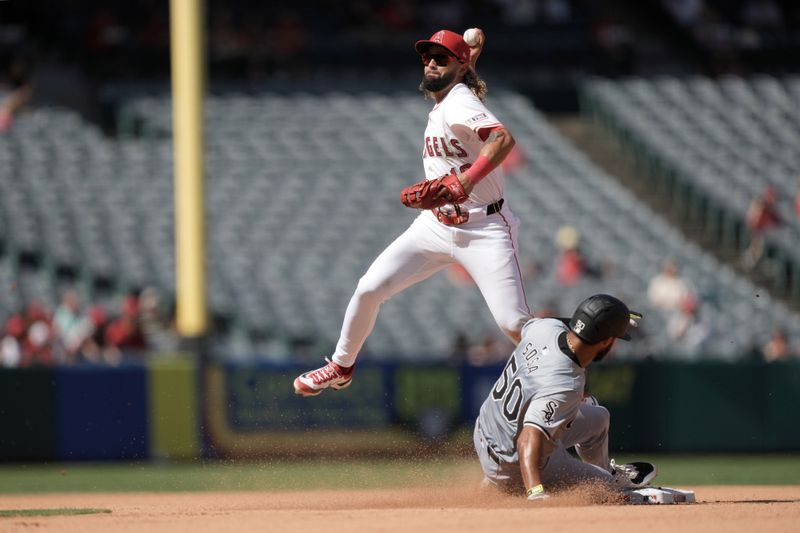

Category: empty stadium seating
[582, 75, 800, 297]
[1, 88, 798, 361]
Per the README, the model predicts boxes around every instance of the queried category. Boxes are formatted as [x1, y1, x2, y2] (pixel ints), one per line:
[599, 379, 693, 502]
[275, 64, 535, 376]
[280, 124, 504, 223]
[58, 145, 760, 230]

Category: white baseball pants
[332, 205, 530, 367]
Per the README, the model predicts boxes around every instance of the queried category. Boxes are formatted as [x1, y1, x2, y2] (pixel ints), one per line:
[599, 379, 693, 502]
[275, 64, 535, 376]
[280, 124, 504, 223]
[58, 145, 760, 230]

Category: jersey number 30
[491, 355, 523, 422]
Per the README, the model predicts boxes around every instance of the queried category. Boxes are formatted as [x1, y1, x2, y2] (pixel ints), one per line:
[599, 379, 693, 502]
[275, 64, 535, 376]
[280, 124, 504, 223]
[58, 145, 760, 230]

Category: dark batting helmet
[569, 294, 640, 344]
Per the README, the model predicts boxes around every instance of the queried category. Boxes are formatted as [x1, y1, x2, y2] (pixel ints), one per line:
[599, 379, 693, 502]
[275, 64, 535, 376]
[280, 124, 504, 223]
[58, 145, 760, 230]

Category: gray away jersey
[476, 318, 586, 464]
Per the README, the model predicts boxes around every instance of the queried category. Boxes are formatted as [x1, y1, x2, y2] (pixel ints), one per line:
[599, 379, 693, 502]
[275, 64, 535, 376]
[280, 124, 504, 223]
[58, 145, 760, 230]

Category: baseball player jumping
[294, 28, 531, 396]
[474, 294, 657, 499]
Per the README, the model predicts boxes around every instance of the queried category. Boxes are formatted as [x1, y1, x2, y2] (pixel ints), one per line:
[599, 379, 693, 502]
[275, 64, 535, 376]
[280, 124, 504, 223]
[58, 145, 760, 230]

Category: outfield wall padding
[0, 359, 797, 460]
[55, 364, 149, 460]
[0, 368, 57, 460]
[585, 360, 800, 452]
[148, 358, 201, 459]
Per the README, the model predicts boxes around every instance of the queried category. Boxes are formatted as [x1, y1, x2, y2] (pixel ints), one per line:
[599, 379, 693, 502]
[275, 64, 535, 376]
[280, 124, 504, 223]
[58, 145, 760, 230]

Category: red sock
[334, 362, 354, 375]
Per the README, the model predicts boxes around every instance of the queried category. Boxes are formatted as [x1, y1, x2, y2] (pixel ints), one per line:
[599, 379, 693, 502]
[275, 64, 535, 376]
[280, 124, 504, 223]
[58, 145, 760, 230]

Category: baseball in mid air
[463, 28, 481, 46]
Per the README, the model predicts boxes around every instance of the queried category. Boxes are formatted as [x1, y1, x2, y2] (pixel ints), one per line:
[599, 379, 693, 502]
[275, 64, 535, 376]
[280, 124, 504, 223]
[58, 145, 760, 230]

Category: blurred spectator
[77, 304, 112, 364]
[53, 288, 86, 364]
[1, 313, 26, 367]
[554, 225, 601, 286]
[0, 56, 33, 133]
[667, 295, 714, 358]
[647, 258, 694, 313]
[743, 185, 782, 270]
[762, 328, 791, 362]
[103, 294, 147, 363]
[138, 286, 177, 351]
[20, 301, 54, 367]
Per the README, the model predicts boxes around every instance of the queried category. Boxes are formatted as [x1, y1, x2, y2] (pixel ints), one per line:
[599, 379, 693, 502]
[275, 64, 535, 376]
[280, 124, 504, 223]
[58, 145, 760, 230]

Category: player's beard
[421, 70, 457, 93]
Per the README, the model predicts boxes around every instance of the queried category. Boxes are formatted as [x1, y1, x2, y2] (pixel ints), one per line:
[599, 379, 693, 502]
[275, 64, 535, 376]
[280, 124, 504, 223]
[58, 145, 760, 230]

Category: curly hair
[463, 69, 488, 102]
[419, 68, 489, 102]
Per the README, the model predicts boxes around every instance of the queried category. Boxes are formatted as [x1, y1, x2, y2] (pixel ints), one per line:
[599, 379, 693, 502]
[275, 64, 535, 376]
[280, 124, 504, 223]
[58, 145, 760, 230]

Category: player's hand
[431, 171, 472, 200]
[526, 484, 550, 501]
[432, 182, 452, 202]
[468, 29, 485, 70]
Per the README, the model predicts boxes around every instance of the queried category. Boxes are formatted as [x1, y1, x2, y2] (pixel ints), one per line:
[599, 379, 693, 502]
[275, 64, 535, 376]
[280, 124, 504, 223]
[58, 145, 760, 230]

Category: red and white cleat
[293, 358, 354, 397]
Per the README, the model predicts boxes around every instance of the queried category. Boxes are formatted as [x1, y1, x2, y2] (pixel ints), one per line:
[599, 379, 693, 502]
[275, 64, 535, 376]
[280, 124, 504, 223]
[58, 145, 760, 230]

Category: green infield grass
[613, 454, 800, 486]
[0, 455, 797, 494]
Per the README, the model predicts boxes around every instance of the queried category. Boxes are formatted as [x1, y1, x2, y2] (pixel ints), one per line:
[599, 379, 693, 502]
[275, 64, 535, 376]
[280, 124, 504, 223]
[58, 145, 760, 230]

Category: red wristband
[464, 155, 495, 185]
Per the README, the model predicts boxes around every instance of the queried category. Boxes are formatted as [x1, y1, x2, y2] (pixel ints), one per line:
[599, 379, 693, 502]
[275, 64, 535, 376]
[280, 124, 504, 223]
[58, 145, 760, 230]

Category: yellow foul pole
[170, 0, 207, 337]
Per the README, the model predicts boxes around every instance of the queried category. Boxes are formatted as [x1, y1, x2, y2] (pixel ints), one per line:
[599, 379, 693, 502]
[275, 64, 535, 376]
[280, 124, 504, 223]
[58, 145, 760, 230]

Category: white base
[623, 487, 696, 505]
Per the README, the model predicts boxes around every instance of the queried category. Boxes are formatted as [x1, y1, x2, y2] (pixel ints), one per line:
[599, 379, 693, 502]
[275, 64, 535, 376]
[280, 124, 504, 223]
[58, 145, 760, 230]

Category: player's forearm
[460, 128, 515, 192]
[517, 424, 545, 490]
[479, 127, 515, 167]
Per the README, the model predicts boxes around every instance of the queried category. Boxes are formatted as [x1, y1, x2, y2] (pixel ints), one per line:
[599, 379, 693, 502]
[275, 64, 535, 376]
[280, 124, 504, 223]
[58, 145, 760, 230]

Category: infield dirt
[1, 486, 798, 533]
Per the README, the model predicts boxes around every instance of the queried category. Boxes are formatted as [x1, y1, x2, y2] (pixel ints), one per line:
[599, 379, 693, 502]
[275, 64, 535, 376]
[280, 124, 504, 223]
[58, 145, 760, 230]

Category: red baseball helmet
[415, 30, 470, 64]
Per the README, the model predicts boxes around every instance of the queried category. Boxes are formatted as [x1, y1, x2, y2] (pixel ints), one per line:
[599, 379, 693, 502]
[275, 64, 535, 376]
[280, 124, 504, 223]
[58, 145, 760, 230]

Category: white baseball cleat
[293, 358, 354, 397]
[610, 459, 658, 488]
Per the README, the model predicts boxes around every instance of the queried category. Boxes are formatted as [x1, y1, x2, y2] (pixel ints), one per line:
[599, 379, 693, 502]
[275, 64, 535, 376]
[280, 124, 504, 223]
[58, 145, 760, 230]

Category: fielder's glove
[400, 168, 469, 210]
[526, 484, 550, 501]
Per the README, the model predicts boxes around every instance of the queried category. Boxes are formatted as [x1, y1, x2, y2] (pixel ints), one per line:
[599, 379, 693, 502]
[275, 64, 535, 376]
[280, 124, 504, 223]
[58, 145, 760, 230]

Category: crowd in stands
[743, 185, 785, 270]
[12, 0, 787, 80]
[647, 257, 800, 361]
[0, 287, 176, 368]
[660, 0, 800, 72]
[551, 225, 608, 287]
[647, 258, 711, 357]
[1, 0, 591, 79]
[447, 222, 800, 365]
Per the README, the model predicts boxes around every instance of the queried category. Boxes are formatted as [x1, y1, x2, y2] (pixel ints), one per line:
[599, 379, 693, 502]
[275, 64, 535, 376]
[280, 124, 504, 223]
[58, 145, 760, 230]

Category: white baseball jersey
[422, 82, 504, 210]
[476, 318, 586, 464]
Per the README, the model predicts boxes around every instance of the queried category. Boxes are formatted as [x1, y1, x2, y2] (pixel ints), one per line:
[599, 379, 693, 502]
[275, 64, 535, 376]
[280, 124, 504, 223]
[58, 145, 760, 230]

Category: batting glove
[526, 484, 550, 501]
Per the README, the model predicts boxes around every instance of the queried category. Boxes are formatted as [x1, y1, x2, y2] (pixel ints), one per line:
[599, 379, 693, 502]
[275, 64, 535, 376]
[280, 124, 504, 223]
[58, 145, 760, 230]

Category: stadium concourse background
[1, 0, 800, 467]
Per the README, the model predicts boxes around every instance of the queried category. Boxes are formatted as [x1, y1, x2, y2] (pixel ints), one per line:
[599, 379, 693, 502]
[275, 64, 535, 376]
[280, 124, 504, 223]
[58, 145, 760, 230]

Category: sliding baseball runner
[474, 294, 658, 499]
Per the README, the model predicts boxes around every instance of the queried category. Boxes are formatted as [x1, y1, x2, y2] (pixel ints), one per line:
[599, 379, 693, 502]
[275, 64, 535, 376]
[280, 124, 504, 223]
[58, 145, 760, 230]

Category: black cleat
[611, 459, 658, 488]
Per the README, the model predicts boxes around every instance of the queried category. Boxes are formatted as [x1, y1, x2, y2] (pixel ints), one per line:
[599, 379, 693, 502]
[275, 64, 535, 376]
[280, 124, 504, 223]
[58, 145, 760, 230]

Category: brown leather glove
[400, 169, 469, 210]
